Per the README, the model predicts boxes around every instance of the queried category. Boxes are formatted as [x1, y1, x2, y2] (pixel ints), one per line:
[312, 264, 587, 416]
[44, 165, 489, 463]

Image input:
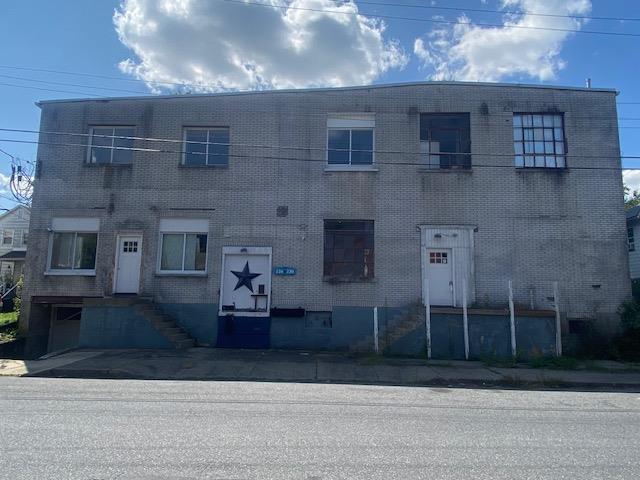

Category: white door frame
[219, 246, 272, 317]
[113, 234, 143, 294]
[419, 225, 476, 308]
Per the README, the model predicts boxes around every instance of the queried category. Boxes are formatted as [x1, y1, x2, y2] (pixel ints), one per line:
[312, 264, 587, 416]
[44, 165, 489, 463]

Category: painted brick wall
[21, 83, 631, 333]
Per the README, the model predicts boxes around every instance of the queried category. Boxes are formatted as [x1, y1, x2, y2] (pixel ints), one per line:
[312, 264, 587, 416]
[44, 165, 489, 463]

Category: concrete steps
[133, 302, 196, 349]
[350, 304, 424, 353]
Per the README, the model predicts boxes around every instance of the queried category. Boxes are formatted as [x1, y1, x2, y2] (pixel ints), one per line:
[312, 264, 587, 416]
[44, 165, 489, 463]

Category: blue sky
[1, 0, 640, 209]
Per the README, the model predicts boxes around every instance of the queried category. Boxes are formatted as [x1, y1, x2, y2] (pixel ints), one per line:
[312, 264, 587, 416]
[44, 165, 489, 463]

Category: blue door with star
[218, 247, 272, 348]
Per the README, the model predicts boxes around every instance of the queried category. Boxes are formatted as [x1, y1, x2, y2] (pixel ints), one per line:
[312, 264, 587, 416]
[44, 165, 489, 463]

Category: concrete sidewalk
[3, 348, 640, 390]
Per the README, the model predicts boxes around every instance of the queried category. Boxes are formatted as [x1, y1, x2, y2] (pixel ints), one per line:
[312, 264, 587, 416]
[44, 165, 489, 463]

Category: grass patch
[0, 311, 18, 327]
[0, 326, 18, 343]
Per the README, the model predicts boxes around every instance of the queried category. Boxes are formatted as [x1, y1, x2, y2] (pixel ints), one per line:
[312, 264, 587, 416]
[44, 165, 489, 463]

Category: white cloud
[413, 0, 591, 82]
[624, 170, 640, 193]
[0, 173, 10, 195]
[114, 0, 408, 92]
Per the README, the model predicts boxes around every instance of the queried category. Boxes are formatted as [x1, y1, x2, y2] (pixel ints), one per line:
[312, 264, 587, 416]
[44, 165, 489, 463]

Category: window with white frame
[158, 219, 208, 273]
[629, 226, 635, 252]
[513, 114, 566, 168]
[47, 218, 99, 274]
[327, 115, 374, 166]
[88, 126, 135, 164]
[21, 229, 27, 246]
[183, 128, 230, 166]
[2, 230, 13, 246]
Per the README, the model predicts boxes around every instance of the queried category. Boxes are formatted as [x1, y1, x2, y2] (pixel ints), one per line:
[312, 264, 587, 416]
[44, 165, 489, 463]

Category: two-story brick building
[20, 81, 630, 357]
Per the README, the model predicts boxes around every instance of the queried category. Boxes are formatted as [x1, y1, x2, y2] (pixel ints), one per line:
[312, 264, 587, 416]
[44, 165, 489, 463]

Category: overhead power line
[0, 74, 148, 96]
[0, 65, 639, 107]
[0, 82, 102, 97]
[223, 0, 640, 37]
[0, 136, 638, 171]
[1, 126, 638, 159]
[1, 130, 639, 169]
[327, 0, 640, 22]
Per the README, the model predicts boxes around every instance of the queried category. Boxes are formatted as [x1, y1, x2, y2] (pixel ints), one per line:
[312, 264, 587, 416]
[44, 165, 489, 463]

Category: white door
[115, 235, 142, 294]
[426, 248, 454, 306]
[219, 247, 272, 316]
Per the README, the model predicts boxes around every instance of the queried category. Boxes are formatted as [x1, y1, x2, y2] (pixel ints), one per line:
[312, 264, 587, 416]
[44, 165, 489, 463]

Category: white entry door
[114, 235, 142, 294]
[426, 248, 454, 306]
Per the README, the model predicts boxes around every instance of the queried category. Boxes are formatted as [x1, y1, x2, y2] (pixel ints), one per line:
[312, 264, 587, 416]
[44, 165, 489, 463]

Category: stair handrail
[1, 283, 18, 300]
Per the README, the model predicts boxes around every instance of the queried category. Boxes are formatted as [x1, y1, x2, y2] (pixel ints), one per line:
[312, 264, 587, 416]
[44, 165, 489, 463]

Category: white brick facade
[22, 82, 631, 334]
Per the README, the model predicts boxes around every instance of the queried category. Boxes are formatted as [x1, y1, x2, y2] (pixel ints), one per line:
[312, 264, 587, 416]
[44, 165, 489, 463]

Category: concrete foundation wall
[79, 306, 173, 349]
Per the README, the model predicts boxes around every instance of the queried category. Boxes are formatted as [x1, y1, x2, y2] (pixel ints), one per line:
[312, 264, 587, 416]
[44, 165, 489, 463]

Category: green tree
[624, 184, 640, 210]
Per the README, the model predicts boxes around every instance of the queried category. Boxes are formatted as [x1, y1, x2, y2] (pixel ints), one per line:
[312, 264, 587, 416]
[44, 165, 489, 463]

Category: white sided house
[20, 81, 630, 358]
[0, 205, 29, 284]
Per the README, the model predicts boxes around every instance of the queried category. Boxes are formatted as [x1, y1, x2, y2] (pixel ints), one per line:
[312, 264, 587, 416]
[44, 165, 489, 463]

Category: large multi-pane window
[629, 227, 635, 252]
[327, 115, 375, 166]
[88, 126, 135, 164]
[323, 220, 374, 280]
[513, 114, 566, 168]
[158, 219, 208, 273]
[183, 128, 230, 166]
[420, 113, 471, 169]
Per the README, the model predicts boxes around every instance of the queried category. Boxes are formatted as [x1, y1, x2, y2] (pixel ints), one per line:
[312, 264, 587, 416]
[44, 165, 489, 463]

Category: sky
[1, 0, 640, 209]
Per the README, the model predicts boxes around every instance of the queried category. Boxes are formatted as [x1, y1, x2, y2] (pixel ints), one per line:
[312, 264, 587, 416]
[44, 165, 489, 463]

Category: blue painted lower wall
[157, 303, 218, 346]
[79, 306, 173, 349]
[77, 302, 556, 359]
[271, 307, 374, 351]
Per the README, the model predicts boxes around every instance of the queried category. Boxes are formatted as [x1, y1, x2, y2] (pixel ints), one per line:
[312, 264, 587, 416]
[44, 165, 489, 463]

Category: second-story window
[629, 226, 635, 252]
[88, 126, 135, 164]
[513, 113, 566, 168]
[183, 128, 230, 167]
[327, 115, 375, 167]
[2, 230, 13, 246]
[420, 113, 471, 169]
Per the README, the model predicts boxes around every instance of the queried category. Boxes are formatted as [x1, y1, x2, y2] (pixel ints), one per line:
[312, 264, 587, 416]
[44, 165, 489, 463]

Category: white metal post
[553, 281, 562, 357]
[425, 278, 432, 359]
[462, 279, 469, 360]
[373, 307, 379, 354]
[508, 280, 517, 358]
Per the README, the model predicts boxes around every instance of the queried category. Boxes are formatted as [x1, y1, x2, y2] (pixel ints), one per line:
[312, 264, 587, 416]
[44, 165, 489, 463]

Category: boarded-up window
[323, 220, 374, 280]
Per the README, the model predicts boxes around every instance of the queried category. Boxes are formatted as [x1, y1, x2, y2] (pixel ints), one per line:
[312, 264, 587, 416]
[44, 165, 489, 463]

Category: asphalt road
[1, 378, 639, 479]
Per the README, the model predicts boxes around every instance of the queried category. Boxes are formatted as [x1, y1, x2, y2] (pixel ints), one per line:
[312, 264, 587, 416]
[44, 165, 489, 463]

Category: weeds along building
[20, 81, 630, 358]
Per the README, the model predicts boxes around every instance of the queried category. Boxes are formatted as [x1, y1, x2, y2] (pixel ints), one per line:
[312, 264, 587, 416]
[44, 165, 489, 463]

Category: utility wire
[1, 137, 639, 170]
[224, 0, 640, 37]
[0, 82, 101, 97]
[0, 127, 637, 160]
[0, 74, 149, 96]
[0, 65, 639, 107]
[327, 0, 640, 22]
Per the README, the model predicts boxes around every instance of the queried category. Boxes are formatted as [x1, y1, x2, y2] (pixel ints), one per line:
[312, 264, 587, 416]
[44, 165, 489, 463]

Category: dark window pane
[74, 233, 97, 269]
[419, 114, 470, 168]
[328, 130, 350, 164]
[184, 130, 207, 166]
[112, 127, 134, 164]
[207, 129, 229, 166]
[90, 128, 112, 163]
[351, 130, 373, 165]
